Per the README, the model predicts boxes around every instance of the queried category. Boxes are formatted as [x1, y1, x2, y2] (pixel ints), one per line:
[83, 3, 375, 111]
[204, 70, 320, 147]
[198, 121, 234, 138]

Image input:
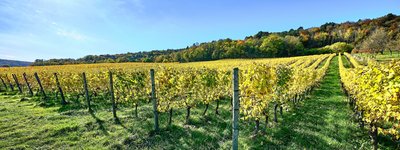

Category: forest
[31, 13, 400, 66]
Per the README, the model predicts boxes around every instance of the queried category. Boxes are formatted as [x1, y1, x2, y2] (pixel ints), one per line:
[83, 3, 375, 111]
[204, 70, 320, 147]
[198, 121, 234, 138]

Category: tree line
[32, 13, 400, 66]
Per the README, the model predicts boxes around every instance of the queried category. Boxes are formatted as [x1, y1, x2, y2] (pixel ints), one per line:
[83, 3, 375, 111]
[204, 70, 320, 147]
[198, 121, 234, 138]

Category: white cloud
[56, 29, 88, 41]
[0, 54, 16, 59]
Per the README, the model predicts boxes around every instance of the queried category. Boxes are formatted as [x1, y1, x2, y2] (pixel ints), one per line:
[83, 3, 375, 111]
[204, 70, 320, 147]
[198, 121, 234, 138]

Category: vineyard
[0, 54, 399, 149]
[0, 54, 333, 123]
[339, 53, 400, 148]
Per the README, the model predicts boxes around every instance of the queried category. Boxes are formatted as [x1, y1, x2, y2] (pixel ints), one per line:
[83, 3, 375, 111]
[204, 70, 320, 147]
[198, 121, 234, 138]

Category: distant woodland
[32, 13, 400, 66]
[0, 59, 31, 67]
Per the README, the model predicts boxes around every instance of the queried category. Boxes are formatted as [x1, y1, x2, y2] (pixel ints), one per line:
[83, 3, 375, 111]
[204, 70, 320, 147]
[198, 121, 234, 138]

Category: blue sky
[0, 0, 399, 61]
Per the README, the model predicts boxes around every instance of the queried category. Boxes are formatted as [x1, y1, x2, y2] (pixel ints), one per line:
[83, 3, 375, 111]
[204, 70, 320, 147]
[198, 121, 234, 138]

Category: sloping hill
[0, 59, 32, 67]
[32, 13, 400, 66]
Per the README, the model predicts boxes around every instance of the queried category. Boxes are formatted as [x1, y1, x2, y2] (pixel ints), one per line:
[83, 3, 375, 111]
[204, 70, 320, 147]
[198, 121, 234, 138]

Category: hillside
[0, 59, 31, 67]
[32, 13, 400, 66]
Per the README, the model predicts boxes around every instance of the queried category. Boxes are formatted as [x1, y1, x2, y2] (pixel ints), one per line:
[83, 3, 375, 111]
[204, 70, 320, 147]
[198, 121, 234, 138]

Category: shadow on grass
[89, 111, 109, 135]
[113, 99, 233, 149]
[26, 92, 135, 115]
[125, 125, 222, 149]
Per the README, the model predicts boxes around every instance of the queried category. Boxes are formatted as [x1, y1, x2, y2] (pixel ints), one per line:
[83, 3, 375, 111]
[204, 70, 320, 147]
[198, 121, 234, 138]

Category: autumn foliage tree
[361, 28, 388, 56]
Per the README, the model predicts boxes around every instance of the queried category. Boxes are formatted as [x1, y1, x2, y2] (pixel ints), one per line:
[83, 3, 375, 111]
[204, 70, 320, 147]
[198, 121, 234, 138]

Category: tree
[284, 36, 304, 56]
[260, 35, 286, 57]
[105, 58, 115, 63]
[387, 38, 400, 56]
[313, 32, 329, 47]
[361, 28, 388, 55]
[320, 42, 354, 53]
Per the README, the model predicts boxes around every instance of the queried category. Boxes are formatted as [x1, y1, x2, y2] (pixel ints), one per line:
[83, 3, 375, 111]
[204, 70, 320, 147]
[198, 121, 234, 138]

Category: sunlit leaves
[339, 54, 400, 139]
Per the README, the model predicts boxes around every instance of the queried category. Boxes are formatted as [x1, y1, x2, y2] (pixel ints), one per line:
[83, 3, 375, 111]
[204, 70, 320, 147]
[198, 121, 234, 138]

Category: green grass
[341, 54, 353, 68]
[0, 56, 397, 149]
[0, 93, 235, 149]
[355, 51, 400, 62]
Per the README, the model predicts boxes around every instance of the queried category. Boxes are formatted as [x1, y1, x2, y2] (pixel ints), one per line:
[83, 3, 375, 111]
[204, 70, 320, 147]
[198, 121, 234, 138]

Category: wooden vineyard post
[274, 104, 279, 123]
[82, 72, 91, 112]
[370, 123, 378, 150]
[34, 72, 46, 98]
[109, 71, 117, 121]
[23, 73, 33, 96]
[6, 75, 14, 91]
[232, 68, 239, 150]
[12, 74, 23, 94]
[150, 69, 159, 132]
[54, 73, 67, 105]
[0, 77, 7, 90]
